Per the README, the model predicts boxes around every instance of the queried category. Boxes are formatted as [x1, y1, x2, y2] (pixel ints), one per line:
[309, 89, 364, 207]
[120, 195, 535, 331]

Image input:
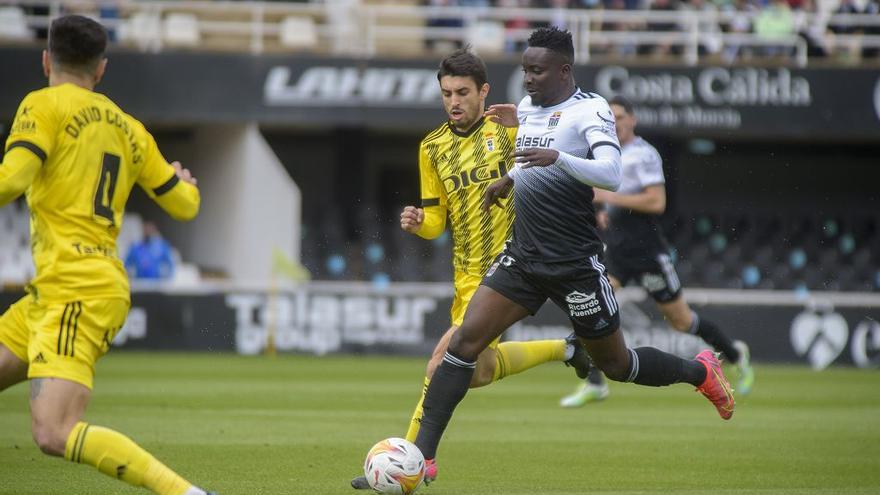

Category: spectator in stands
[547, 0, 572, 30]
[828, 0, 865, 60]
[425, 0, 465, 51]
[645, 0, 680, 56]
[721, 0, 758, 62]
[98, 1, 120, 42]
[125, 221, 175, 280]
[680, 0, 723, 55]
[794, 0, 829, 57]
[592, 0, 640, 56]
[500, 0, 532, 53]
[754, 0, 795, 56]
[830, 0, 860, 35]
[864, 0, 880, 58]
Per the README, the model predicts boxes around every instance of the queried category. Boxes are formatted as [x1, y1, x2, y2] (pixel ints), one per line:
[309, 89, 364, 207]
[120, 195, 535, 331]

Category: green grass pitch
[1, 352, 879, 494]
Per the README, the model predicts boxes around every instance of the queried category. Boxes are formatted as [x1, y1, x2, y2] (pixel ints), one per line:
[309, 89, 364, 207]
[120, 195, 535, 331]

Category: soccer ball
[363, 437, 425, 494]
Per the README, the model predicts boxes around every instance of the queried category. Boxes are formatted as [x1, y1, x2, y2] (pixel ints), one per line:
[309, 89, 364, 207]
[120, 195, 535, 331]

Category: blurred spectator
[829, 0, 860, 35]
[680, 0, 722, 55]
[828, 0, 862, 60]
[425, 0, 464, 51]
[547, 0, 572, 30]
[500, 0, 532, 53]
[864, 0, 880, 58]
[794, 0, 828, 57]
[645, 0, 680, 56]
[721, 0, 758, 62]
[597, 0, 640, 56]
[125, 222, 175, 280]
[98, 1, 120, 42]
[754, 0, 795, 56]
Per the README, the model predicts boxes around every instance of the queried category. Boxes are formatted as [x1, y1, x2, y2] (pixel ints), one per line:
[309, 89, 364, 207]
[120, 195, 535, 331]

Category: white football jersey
[616, 136, 664, 197]
[507, 89, 621, 262]
[605, 135, 669, 253]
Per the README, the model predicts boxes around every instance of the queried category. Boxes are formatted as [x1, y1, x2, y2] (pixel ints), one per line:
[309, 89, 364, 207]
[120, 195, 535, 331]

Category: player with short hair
[411, 27, 736, 482]
[0, 15, 215, 495]
[350, 47, 591, 490]
[559, 95, 754, 407]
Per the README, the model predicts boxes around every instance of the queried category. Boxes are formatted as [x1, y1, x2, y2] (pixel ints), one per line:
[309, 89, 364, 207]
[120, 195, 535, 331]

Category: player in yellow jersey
[0, 15, 215, 495]
[350, 48, 592, 490]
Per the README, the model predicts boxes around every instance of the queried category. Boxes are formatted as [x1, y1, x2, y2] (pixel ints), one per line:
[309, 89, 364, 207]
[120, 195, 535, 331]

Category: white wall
[183, 124, 301, 283]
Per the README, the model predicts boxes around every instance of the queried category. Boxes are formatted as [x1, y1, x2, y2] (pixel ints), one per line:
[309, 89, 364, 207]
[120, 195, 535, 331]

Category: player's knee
[31, 422, 66, 456]
[447, 330, 480, 362]
[594, 355, 631, 382]
[470, 361, 495, 388]
[666, 312, 692, 332]
[425, 355, 442, 379]
[669, 318, 690, 332]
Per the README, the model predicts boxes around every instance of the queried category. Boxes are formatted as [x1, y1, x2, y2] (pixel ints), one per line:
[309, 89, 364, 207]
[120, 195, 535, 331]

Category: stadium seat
[0, 6, 31, 40]
[468, 20, 506, 55]
[119, 11, 162, 50]
[172, 262, 201, 286]
[163, 13, 200, 47]
[700, 261, 727, 288]
[280, 16, 318, 49]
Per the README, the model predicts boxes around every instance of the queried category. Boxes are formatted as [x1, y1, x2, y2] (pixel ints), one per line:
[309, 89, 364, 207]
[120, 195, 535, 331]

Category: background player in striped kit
[560, 95, 755, 408]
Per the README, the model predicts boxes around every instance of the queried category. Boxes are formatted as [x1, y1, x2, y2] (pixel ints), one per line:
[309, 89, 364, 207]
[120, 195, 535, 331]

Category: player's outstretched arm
[149, 161, 200, 222]
[593, 184, 666, 215]
[0, 148, 41, 206]
[516, 146, 621, 191]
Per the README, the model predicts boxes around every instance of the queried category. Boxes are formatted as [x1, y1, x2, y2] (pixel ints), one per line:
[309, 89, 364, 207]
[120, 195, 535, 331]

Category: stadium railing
[3, 0, 880, 66]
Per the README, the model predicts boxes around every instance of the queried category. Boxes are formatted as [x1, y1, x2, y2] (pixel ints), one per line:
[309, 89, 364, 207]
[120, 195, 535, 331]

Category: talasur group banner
[1, 47, 879, 140]
[1, 286, 878, 369]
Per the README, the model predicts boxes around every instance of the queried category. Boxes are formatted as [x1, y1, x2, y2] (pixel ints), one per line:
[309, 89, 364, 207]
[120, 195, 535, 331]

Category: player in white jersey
[560, 95, 755, 408]
[410, 28, 736, 484]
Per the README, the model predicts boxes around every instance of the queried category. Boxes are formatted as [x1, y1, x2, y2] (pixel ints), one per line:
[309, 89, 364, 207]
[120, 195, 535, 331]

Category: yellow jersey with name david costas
[2, 83, 199, 303]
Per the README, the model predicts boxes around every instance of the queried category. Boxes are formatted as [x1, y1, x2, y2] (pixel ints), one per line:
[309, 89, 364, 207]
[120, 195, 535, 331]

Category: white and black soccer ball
[363, 437, 425, 495]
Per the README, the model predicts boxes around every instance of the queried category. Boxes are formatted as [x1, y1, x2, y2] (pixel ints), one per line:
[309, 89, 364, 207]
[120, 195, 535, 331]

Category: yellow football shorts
[451, 270, 500, 349]
[0, 295, 129, 389]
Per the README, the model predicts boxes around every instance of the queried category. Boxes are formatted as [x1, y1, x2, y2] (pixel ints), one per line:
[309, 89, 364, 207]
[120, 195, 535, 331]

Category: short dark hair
[527, 27, 574, 64]
[609, 95, 635, 115]
[49, 15, 107, 72]
[437, 47, 488, 88]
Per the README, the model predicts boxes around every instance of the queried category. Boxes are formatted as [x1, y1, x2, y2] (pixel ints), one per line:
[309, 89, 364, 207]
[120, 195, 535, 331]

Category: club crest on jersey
[548, 111, 562, 129]
[485, 133, 495, 152]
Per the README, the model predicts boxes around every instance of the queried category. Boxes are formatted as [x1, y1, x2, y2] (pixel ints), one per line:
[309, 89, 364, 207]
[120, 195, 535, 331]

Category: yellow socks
[493, 340, 567, 382]
[404, 377, 430, 443]
[64, 421, 196, 495]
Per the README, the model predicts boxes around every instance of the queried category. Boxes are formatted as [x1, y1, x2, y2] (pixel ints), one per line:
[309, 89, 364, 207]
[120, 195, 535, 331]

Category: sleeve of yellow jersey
[136, 126, 200, 221]
[504, 125, 518, 147]
[0, 91, 57, 206]
[416, 141, 447, 240]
